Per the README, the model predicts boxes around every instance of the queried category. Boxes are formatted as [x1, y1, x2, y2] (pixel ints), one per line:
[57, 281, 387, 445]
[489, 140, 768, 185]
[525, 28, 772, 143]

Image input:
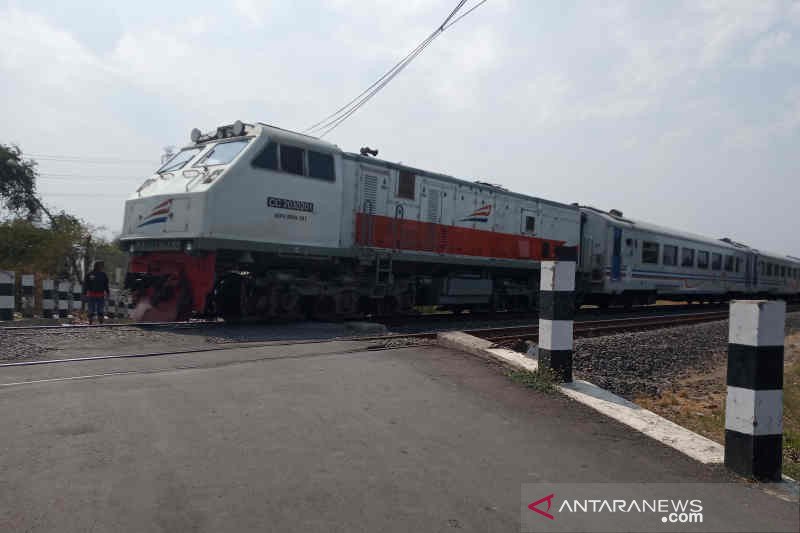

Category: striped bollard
[725, 300, 785, 481]
[109, 288, 119, 317]
[42, 279, 56, 318]
[21, 274, 35, 317]
[0, 271, 14, 321]
[538, 247, 577, 382]
[71, 282, 83, 313]
[57, 281, 71, 318]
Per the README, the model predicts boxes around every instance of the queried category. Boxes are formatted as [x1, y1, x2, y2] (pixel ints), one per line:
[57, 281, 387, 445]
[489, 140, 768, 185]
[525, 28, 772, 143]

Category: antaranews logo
[528, 493, 555, 520]
[522, 485, 711, 532]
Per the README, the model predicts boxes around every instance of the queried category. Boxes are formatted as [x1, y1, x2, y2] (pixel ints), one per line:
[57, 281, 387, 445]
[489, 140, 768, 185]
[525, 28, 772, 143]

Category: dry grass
[635, 329, 800, 479]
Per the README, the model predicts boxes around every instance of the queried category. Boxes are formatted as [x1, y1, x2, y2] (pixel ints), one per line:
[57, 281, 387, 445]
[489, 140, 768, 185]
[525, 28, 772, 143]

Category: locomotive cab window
[642, 241, 659, 264]
[662, 245, 678, 266]
[681, 248, 695, 267]
[196, 139, 250, 167]
[711, 253, 722, 270]
[252, 141, 278, 170]
[308, 150, 335, 181]
[697, 251, 709, 269]
[524, 216, 536, 233]
[397, 171, 415, 199]
[280, 145, 304, 175]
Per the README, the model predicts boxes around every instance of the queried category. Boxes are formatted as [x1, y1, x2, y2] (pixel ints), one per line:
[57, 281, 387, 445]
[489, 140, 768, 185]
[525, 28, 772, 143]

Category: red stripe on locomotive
[355, 213, 564, 260]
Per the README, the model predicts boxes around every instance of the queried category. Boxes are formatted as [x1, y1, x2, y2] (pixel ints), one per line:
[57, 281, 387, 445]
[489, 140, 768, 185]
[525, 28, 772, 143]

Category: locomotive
[119, 121, 799, 321]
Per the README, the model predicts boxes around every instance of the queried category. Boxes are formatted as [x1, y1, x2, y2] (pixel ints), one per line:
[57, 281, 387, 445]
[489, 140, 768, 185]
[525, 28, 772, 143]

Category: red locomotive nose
[126, 252, 216, 321]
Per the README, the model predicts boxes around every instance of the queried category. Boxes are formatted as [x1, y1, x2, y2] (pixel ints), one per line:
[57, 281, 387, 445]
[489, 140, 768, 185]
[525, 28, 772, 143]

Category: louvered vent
[362, 175, 377, 214]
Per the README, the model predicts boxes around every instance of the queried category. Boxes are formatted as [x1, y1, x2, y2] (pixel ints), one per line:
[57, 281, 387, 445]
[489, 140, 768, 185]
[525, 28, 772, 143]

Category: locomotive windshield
[195, 139, 251, 166]
[157, 147, 201, 173]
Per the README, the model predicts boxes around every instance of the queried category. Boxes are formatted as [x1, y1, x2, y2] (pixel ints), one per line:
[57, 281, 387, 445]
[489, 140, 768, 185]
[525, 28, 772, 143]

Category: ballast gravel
[572, 311, 800, 399]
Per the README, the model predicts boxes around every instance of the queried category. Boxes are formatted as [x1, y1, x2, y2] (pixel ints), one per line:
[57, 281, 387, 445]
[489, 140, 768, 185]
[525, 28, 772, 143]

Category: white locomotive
[120, 121, 580, 320]
[119, 121, 799, 320]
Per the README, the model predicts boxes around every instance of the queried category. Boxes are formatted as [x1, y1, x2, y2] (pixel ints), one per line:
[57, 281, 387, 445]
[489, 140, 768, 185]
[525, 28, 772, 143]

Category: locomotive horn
[360, 146, 378, 157]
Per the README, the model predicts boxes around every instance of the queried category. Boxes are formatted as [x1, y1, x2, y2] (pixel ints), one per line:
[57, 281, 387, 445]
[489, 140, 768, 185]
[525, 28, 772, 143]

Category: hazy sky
[1, 0, 798, 256]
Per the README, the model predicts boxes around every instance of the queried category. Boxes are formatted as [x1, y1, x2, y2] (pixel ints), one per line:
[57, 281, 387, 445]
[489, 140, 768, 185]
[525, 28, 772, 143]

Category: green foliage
[90, 238, 128, 279]
[0, 144, 41, 220]
[508, 367, 560, 394]
[0, 212, 91, 276]
[0, 142, 131, 279]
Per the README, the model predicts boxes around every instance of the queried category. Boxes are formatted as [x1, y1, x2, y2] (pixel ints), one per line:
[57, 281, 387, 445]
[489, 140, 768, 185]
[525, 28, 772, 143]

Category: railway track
[0, 302, 734, 333]
[474, 304, 800, 346]
[1, 304, 797, 370]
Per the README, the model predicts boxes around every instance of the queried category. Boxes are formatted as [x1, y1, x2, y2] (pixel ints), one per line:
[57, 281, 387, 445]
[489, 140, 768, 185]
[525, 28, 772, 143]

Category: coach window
[697, 251, 709, 269]
[711, 253, 722, 271]
[663, 245, 678, 266]
[767, 263, 773, 276]
[781, 265, 787, 278]
[724, 255, 734, 272]
[642, 241, 659, 264]
[308, 150, 335, 181]
[681, 248, 695, 267]
[397, 170, 415, 199]
[280, 145, 304, 175]
[251, 141, 278, 170]
[735, 257, 741, 273]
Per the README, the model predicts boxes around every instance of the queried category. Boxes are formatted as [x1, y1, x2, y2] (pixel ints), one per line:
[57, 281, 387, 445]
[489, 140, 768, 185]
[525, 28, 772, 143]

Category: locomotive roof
[342, 152, 576, 211]
[253, 123, 576, 212]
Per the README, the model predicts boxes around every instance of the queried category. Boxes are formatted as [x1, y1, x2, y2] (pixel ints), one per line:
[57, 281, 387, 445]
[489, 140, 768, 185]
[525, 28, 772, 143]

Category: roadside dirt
[635, 325, 800, 478]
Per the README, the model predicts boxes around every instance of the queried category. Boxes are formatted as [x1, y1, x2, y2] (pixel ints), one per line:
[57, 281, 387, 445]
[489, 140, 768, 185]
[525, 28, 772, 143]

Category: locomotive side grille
[427, 190, 440, 224]
[362, 175, 377, 214]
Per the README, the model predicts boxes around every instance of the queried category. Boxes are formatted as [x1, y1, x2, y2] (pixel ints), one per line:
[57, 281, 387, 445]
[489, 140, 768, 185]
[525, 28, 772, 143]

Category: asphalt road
[0, 341, 797, 532]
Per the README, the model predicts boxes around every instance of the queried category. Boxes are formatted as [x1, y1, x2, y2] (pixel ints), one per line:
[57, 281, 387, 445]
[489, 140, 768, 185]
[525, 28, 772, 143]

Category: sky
[0, 0, 798, 256]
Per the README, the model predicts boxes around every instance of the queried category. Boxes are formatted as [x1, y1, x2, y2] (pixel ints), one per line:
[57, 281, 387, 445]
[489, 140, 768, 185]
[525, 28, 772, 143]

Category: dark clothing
[87, 297, 105, 317]
[83, 271, 109, 297]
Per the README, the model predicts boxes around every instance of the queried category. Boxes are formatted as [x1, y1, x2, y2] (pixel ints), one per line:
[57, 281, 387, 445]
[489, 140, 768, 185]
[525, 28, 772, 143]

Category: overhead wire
[305, 0, 487, 138]
[25, 153, 155, 164]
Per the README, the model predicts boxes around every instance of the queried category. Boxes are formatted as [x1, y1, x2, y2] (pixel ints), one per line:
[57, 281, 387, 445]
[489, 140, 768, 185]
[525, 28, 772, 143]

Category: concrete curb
[437, 331, 724, 464]
[437, 331, 538, 373]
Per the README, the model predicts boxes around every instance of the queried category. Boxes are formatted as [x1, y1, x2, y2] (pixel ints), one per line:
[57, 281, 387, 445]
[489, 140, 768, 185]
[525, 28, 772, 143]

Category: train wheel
[312, 295, 337, 321]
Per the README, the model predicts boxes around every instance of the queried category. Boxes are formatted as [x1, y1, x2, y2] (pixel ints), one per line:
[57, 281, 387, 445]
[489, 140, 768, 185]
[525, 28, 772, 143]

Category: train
[119, 121, 800, 321]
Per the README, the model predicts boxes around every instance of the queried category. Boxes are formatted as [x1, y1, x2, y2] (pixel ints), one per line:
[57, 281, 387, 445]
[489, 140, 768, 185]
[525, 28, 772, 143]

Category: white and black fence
[0, 271, 132, 321]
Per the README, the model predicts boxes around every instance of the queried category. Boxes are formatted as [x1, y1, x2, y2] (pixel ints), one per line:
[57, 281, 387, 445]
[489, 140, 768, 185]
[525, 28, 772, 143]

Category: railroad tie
[724, 300, 785, 481]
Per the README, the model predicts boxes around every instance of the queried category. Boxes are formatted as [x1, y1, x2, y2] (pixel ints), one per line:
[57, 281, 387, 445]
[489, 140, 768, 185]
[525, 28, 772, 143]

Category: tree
[0, 144, 42, 221]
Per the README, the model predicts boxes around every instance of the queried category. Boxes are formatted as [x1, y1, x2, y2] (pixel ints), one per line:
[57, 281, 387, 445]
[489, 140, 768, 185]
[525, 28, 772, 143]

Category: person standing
[83, 261, 110, 324]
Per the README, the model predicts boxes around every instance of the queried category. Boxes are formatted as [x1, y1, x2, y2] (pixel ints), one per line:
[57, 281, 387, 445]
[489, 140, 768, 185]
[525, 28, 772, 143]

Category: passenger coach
[578, 207, 800, 306]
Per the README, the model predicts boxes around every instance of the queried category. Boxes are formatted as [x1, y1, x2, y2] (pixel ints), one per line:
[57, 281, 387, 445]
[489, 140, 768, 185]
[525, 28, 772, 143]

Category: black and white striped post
[21, 274, 35, 317]
[57, 280, 71, 318]
[42, 279, 55, 318]
[0, 271, 14, 321]
[725, 300, 785, 481]
[71, 282, 82, 314]
[538, 246, 577, 382]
